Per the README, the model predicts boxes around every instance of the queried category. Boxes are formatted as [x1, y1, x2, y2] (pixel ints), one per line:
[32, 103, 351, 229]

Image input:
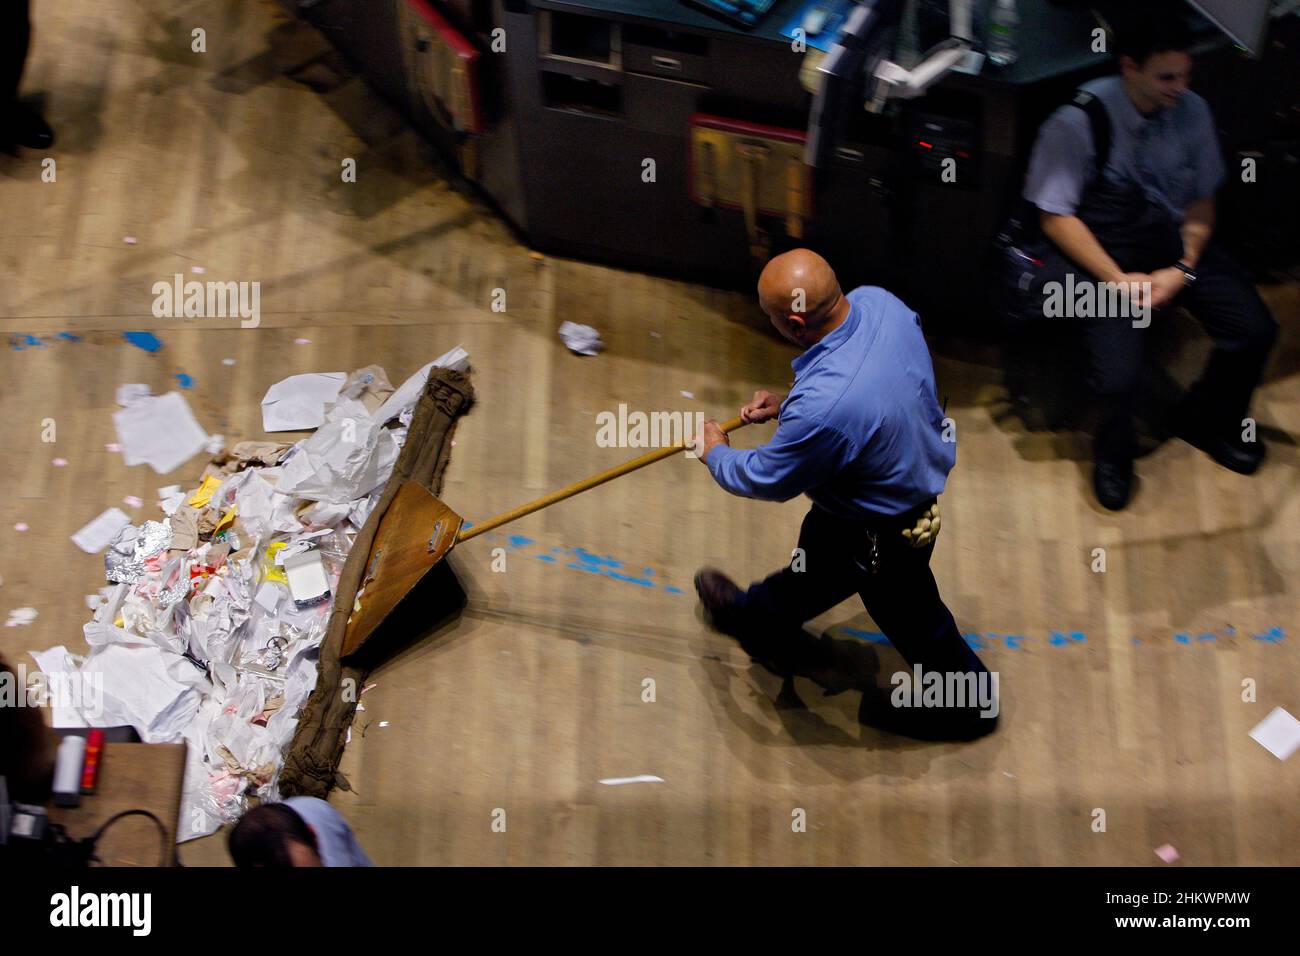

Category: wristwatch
[1174, 261, 1198, 285]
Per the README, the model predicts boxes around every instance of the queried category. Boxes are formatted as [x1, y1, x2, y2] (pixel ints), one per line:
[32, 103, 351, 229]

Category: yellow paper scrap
[214, 505, 237, 533]
[261, 541, 288, 584]
[188, 475, 223, 509]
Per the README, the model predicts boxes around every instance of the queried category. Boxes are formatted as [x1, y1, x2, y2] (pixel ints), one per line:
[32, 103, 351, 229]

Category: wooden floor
[2, 0, 1296, 866]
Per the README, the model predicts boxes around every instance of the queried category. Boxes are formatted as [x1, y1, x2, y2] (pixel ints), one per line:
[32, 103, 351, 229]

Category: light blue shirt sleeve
[1023, 107, 1096, 216]
[705, 405, 855, 503]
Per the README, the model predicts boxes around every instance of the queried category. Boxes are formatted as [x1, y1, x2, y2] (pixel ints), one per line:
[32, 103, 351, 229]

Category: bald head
[757, 249, 848, 347]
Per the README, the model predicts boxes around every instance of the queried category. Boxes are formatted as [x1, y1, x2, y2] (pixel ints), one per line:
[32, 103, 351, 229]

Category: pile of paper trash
[34, 347, 468, 842]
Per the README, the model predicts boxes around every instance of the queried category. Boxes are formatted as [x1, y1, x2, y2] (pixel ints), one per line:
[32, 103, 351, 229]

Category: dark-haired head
[1110, 7, 1194, 113]
[1112, 7, 1193, 67]
[228, 803, 323, 867]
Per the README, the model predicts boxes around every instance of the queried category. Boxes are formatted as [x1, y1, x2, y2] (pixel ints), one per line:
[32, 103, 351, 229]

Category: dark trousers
[1085, 243, 1278, 463]
[734, 502, 997, 740]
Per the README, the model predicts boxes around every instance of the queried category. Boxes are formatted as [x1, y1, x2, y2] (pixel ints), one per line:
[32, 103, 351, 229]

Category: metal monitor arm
[868, 0, 975, 110]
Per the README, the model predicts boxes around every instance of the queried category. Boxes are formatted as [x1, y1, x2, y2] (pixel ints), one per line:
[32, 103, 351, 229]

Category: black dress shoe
[1093, 458, 1134, 511]
[694, 568, 744, 635]
[5, 103, 54, 150]
[1172, 416, 1265, 475]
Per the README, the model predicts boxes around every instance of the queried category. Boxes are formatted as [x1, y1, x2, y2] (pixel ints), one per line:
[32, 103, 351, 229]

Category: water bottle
[987, 0, 1019, 68]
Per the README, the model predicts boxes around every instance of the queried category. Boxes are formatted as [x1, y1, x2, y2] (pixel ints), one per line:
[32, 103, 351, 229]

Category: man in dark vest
[1023, 9, 1277, 510]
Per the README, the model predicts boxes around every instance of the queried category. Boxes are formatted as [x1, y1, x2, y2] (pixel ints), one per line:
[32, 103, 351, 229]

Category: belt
[827, 498, 944, 571]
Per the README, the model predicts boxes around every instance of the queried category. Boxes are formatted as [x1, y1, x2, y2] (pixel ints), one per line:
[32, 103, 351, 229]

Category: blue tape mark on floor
[175, 373, 194, 389]
[571, 547, 620, 569]
[841, 627, 890, 644]
[11, 331, 84, 349]
[479, 529, 687, 595]
[123, 331, 162, 352]
[831, 626, 1284, 651]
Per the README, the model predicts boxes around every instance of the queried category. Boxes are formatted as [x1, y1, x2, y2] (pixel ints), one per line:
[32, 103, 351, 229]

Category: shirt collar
[791, 299, 861, 378]
[1111, 83, 1149, 136]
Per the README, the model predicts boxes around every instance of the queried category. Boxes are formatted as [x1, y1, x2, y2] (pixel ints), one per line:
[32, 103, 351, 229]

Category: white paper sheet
[284, 551, 330, 605]
[27, 646, 90, 728]
[1249, 707, 1300, 761]
[80, 643, 204, 743]
[71, 507, 133, 554]
[260, 372, 346, 432]
[115, 383, 152, 407]
[112, 391, 211, 474]
[157, 485, 186, 515]
[253, 582, 282, 615]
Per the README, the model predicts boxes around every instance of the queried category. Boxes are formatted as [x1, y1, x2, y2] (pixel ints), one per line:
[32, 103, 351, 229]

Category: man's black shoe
[1093, 458, 1134, 511]
[1172, 415, 1265, 475]
[694, 568, 744, 636]
[5, 103, 54, 150]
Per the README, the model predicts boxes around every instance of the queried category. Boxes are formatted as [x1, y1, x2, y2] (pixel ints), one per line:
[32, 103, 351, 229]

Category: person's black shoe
[5, 103, 54, 150]
[1172, 413, 1265, 475]
[694, 568, 744, 636]
[1093, 458, 1134, 511]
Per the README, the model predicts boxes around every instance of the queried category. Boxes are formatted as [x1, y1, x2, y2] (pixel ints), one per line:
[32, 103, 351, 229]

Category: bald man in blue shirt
[692, 249, 996, 741]
[1023, 11, 1277, 510]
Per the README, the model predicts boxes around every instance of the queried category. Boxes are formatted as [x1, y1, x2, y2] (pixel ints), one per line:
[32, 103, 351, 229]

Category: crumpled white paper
[558, 321, 604, 356]
[260, 372, 347, 432]
[275, 417, 399, 504]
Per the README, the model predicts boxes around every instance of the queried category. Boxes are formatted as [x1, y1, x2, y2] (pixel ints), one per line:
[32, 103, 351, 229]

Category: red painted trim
[688, 113, 807, 145]
[407, 0, 484, 134]
[408, 0, 479, 60]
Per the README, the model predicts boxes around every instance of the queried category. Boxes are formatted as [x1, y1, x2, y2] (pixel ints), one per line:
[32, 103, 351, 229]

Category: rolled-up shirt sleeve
[1023, 108, 1095, 216]
[705, 408, 854, 502]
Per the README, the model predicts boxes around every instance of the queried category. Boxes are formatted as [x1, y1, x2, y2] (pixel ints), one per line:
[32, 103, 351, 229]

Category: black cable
[87, 809, 176, 867]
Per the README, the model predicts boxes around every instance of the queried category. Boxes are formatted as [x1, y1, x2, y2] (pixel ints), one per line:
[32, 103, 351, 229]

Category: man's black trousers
[732, 502, 998, 741]
[1085, 243, 1277, 465]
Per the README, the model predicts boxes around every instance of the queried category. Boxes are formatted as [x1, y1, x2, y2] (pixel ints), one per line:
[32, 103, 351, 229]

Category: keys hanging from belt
[854, 530, 881, 576]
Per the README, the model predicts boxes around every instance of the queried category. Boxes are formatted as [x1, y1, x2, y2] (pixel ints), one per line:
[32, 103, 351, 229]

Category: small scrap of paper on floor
[558, 321, 604, 356]
[1154, 844, 1180, 863]
[1248, 707, 1300, 761]
[5, 607, 38, 627]
[71, 508, 132, 554]
[598, 775, 664, 786]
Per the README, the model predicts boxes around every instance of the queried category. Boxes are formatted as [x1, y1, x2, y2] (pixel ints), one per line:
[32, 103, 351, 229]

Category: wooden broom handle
[457, 416, 747, 543]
